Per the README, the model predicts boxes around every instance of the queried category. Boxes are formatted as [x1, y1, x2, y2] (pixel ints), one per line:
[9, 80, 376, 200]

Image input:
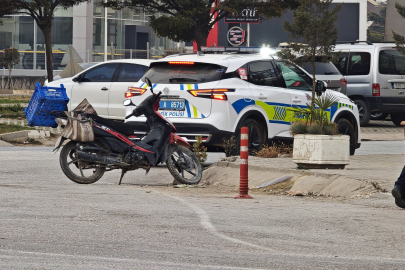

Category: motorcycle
[54, 77, 202, 185]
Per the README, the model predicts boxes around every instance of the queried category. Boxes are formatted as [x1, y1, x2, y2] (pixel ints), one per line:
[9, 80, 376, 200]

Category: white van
[332, 42, 405, 126]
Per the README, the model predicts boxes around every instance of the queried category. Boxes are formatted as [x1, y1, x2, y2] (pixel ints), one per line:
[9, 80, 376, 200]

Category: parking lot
[1, 132, 405, 269]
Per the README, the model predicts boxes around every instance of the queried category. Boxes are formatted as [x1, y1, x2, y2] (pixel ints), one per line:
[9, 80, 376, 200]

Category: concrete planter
[292, 134, 350, 169]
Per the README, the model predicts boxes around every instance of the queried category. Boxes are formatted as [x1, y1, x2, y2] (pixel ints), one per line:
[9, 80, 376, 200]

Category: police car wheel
[235, 119, 265, 155]
[336, 118, 356, 156]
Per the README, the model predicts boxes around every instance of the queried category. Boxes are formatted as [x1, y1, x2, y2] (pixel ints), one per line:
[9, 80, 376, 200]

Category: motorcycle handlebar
[125, 113, 133, 120]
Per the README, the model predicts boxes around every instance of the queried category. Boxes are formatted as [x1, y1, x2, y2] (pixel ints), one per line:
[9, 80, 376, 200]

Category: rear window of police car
[141, 62, 227, 84]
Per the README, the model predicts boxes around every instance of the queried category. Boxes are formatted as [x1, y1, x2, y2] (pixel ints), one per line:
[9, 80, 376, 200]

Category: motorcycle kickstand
[116, 169, 127, 185]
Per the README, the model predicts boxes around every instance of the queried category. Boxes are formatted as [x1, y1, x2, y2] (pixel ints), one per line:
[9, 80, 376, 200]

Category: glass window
[276, 61, 313, 91]
[141, 62, 226, 84]
[36, 17, 72, 70]
[379, 50, 405, 75]
[248, 61, 280, 87]
[348, 52, 371, 76]
[82, 63, 119, 82]
[93, 0, 104, 17]
[117, 64, 148, 82]
[331, 52, 349, 75]
[299, 61, 340, 75]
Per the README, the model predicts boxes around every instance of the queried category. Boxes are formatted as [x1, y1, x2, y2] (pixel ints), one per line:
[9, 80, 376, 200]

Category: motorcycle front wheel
[167, 145, 202, 185]
[60, 141, 106, 184]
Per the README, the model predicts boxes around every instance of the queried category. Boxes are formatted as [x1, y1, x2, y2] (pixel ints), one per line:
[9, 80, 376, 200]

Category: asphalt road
[1, 144, 405, 269]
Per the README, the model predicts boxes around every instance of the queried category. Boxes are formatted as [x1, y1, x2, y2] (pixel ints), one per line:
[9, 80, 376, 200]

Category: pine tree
[368, 4, 386, 43]
[277, 0, 341, 103]
[393, 3, 405, 55]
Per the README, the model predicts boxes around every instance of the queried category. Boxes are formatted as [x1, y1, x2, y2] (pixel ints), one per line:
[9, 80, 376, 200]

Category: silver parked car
[298, 58, 347, 95]
[332, 42, 405, 126]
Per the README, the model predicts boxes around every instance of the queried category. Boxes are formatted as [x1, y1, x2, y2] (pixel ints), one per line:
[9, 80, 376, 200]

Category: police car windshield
[141, 62, 227, 84]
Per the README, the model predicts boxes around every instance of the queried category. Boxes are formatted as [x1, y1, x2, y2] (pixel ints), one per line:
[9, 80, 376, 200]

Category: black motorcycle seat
[84, 114, 138, 137]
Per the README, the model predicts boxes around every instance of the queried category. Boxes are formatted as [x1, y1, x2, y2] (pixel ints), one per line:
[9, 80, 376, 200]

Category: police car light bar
[200, 46, 261, 53]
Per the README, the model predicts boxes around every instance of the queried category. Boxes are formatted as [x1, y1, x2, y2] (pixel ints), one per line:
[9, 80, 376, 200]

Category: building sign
[227, 26, 246, 47]
[224, 8, 260, 24]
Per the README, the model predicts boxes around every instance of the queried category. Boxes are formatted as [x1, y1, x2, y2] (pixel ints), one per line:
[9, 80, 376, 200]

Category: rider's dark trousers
[395, 165, 405, 187]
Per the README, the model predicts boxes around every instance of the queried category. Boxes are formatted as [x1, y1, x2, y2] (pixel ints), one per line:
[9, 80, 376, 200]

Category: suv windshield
[299, 62, 340, 75]
[141, 62, 227, 84]
[379, 50, 405, 75]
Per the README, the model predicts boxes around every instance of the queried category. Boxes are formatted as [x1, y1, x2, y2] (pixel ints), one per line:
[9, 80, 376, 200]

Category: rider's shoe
[392, 185, 405, 209]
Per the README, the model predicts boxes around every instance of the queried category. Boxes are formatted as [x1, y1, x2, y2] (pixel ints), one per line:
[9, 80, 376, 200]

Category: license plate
[159, 111, 185, 117]
[393, 83, 405, 89]
[159, 100, 185, 111]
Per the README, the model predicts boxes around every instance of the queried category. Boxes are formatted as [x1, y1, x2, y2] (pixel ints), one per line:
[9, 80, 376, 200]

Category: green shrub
[307, 124, 323, 134]
[323, 123, 338, 135]
[290, 121, 307, 135]
[192, 136, 207, 164]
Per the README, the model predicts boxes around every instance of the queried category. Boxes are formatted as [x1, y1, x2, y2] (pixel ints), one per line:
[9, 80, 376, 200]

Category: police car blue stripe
[185, 100, 191, 118]
[232, 99, 255, 114]
[180, 84, 184, 91]
[194, 84, 198, 89]
[269, 120, 291, 125]
[140, 83, 145, 88]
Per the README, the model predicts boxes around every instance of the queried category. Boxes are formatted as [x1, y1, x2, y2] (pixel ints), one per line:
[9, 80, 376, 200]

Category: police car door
[247, 60, 293, 138]
[275, 61, 314, 121]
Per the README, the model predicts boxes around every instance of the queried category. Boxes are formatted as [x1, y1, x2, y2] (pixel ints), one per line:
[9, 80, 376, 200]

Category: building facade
[194, 0, 367, 50]
[0, 0, 177, 76]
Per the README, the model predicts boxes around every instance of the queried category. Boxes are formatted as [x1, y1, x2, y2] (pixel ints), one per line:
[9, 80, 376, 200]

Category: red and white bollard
[235, 127, 253, 199]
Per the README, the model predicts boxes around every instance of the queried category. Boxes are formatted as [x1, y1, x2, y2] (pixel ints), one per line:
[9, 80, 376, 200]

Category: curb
[0, 130, 50, 141]
[0, 130, 29, 141]
[208, 160, 380, 197]
[0, 118, 62, 135]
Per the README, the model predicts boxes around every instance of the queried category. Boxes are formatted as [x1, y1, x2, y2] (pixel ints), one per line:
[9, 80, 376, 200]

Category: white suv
[125, 53, 361, 155]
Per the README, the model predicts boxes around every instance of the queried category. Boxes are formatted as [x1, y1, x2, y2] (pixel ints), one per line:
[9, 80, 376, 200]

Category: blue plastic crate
[25, 82, 69, 128]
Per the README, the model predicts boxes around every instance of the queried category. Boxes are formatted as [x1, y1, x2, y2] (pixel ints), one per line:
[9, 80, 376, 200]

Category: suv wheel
[390, 113, 405, 126]
[354, 99, 370, 127]
[235, 118, 265, 155]
[336, 118, 356, 156]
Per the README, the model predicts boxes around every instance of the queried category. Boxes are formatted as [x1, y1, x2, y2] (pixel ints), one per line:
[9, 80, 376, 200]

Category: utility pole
[104, 0, 108, 62]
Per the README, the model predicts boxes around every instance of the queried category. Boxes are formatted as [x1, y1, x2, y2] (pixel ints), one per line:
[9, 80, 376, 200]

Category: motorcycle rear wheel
[167, 145, 202, 185]
[60, 141, 106, 184]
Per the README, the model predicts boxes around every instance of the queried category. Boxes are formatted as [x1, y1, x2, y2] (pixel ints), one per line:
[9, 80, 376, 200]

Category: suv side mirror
[315, 81, 327, 94]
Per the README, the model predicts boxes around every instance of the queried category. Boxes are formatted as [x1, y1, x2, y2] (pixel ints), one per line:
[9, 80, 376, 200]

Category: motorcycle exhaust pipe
[77, 151, 123, 166]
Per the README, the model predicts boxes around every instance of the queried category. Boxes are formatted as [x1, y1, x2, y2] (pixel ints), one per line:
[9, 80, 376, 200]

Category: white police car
[125, 53, 361, 155]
